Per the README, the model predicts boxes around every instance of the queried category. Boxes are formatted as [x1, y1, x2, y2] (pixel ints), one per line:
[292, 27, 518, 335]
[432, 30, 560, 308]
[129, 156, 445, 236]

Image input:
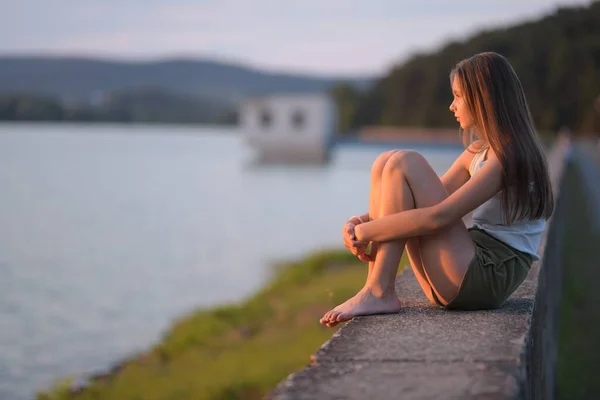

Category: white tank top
[469, 147, 545, 260]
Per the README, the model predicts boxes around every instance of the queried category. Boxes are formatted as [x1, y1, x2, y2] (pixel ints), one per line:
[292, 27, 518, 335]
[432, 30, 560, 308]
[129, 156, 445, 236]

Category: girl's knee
[371, 150, 401, 176]
[384, 150, 427, 175]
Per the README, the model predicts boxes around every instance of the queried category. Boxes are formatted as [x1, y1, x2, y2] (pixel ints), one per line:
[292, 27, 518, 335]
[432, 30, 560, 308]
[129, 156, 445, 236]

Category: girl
[320, 52, 554, 328]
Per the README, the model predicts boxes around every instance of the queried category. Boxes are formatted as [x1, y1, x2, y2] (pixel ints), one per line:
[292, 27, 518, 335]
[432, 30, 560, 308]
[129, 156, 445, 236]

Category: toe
[321, 310, 334, 324]
[327, 309, 339, 321]
[330, 311, 342, 322]
[326, 320, 340, 328]
[336, 312, 350, 322]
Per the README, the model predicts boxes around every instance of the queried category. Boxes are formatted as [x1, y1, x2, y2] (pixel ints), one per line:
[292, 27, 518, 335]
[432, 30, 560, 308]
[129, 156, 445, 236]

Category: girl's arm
[351, 142, 480, 226]
[355, 150, 503, 243]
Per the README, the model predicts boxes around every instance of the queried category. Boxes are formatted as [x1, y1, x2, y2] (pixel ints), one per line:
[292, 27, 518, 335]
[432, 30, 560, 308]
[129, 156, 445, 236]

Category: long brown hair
[450, 52, 554, 223]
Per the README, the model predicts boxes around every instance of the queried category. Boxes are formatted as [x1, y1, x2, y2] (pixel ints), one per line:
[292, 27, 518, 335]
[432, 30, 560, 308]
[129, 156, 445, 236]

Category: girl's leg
[321, 150, 475, 326]
[319, 150, 401, 327]
[405, 239, 438, 305]
[365, 151, 437, 303]
[365, 150, 400, 283]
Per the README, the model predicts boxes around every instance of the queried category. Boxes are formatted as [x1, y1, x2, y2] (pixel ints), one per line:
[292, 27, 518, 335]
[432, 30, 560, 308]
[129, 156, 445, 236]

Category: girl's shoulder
[465, 140, 490, 176]
[468, 140, 487, 153]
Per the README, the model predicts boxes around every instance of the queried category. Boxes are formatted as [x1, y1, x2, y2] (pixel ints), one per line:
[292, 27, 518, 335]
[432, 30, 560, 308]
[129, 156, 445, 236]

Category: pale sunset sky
[0, 0, 592, 76]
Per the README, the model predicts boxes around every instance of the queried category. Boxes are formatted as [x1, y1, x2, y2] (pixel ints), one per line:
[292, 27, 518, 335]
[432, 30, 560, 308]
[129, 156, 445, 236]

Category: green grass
[556, 160, 600, 400]
[37, 250, 409, 400]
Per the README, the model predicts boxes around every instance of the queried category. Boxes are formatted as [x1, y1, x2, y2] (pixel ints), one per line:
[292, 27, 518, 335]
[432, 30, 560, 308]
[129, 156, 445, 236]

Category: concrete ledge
[269, 141, 570, 400]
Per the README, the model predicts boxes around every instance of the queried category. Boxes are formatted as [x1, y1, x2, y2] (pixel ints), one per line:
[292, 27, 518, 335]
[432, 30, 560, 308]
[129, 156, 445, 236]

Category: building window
[260, 109, 272, 128]
[291, 110, 305, 131]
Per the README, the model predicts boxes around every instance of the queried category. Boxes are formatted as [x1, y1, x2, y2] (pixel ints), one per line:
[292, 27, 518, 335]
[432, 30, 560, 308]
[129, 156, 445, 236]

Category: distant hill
[0, 56, 373, 105]
[344, 1, 600, 134]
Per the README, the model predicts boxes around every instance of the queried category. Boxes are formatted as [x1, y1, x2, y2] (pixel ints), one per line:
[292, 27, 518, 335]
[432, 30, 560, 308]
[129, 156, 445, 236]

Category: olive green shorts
[432, 227, 534, 310]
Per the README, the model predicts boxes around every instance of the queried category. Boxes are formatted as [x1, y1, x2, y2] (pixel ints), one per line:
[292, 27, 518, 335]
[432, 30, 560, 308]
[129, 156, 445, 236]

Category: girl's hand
[342, 218, 374, 262]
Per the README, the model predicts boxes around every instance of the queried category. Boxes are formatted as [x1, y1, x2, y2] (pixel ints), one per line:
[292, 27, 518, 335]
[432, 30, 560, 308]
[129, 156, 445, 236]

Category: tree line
[330, 1, 600, 135]
[2, 2, 598, 132]
[0, 88, 237, 124]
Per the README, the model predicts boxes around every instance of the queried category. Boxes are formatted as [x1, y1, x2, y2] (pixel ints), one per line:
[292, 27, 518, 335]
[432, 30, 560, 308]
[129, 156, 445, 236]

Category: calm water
[0, 123, 461, 399]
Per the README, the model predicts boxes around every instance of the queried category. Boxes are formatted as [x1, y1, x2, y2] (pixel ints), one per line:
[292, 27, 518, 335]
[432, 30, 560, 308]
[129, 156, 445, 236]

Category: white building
[240, 93, 337, 164]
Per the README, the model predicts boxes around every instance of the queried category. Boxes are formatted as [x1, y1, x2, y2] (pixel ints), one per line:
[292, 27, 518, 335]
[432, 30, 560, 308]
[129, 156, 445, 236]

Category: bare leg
[365, 150, 400, 283]
[320, 151, 412, 327]
[321, 150, 399, 327]
[368, 152, 445, 305]
[321, 151, 475, 327]
[405, 239, 438, 305]
[367, 151, 437, 304]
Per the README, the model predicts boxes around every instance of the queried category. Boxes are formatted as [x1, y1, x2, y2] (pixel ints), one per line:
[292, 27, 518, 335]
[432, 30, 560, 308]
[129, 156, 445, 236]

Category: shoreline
[358, 126, 463, 145]
[37, 249, 377, 400]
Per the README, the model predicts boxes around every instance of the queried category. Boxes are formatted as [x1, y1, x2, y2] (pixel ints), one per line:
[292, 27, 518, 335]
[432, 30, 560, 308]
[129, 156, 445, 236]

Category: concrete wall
[269, 140, 573, 400]
[516, 168, 565, 399]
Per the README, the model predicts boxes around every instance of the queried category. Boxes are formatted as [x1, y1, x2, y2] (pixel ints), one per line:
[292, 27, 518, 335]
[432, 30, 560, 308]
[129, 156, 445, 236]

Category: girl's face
[449, 77, 473, 130]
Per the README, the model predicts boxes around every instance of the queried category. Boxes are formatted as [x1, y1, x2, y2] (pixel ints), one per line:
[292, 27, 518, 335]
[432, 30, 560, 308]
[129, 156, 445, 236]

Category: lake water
[0, 123, 462, 399]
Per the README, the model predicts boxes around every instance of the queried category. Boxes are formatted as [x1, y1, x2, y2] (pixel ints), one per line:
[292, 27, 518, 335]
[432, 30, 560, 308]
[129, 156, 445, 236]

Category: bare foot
[319, 288, 401, 328]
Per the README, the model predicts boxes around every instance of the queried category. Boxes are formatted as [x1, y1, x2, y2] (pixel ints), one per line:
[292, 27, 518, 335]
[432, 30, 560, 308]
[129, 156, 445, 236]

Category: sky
[0, 0, 592, 76]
